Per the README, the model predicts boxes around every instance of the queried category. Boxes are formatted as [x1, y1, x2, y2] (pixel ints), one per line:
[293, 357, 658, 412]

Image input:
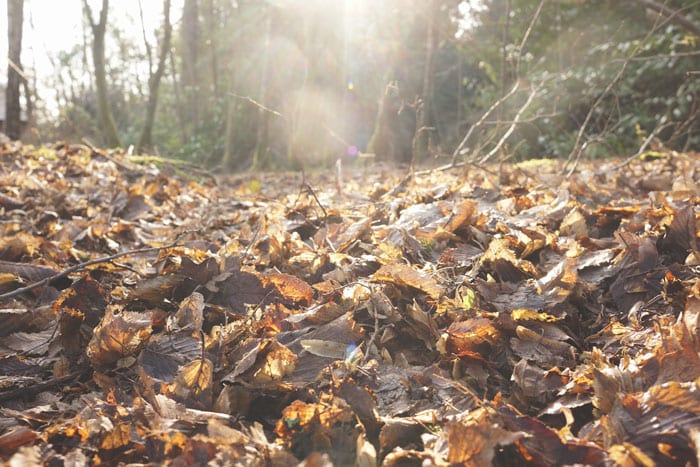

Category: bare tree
[5, 0, 24, 140]
[137, 0, 173, 154]
[83, 0, 121, 147]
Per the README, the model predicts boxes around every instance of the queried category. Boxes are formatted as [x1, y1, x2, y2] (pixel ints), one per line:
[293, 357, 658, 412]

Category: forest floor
[0, 141, 699, 465]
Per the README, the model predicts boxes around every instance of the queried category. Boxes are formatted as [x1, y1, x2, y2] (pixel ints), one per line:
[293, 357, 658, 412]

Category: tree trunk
[366, 1, 415, 164]
[83, 0, 121, 148]
[180, 0, 200, 138]
[137, 0, 172, 154]
[169, 48, 187, 144]
[252, 8, 272, 170]
[204, 0, 219, 97]
[222, 96, 236, 169]
[413, 0, 437, 163]
[5, 0, 24, 140]
[498, 0, 511, 125]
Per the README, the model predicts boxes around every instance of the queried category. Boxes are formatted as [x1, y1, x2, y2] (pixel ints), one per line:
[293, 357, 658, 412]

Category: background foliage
[12, 0, 700, 170]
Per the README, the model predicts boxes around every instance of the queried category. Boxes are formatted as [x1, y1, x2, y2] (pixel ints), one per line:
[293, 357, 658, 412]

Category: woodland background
[2, 0, 699, 171]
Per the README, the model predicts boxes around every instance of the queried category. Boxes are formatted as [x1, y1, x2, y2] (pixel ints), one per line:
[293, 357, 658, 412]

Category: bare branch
[0, 242, 180, 301]
[612, 49, 700, 63]
[636, 0, 700, 37]
[478, 84, 539, 165]
[450, 80, 521, 166]
[612, 121, 676, 170]
[562, 62, 629, 176]
[562, 0, 691, 176]
[514, 0, 546, 78]
[450, 0, 546, 168]
[229, 92, 285, 120]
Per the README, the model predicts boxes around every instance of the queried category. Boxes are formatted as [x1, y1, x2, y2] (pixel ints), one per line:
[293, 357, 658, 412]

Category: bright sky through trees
[0, 0, 182, 102]
[2, 0, 695, 167]
[2, 1, 482, 89]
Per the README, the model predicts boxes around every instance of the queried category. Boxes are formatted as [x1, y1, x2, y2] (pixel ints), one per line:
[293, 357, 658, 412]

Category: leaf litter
[0, 141, 699, 465]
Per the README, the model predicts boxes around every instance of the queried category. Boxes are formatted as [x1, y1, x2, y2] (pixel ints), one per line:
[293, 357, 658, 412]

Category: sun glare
[457, 0, 486, 37]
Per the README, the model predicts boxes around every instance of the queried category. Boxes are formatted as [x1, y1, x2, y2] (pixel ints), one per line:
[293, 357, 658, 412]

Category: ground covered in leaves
[0, 142, 699, 466]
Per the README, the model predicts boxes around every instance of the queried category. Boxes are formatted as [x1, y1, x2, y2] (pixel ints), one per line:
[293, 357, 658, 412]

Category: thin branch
[450, 80, 521, 165]
[481, 109, 563, 125]
[562, 61, 628, 177]
[562, 0, 685, 176]
[302, 183, 328, 221]
[0, 242, 180, 301]
[478, 84, 539, 165]
[611, 49, 700, 62]
[612, 121, 676, 170]
[448, 0, 545, 169]
[413, 158, 500, 177]
[514, 0, 546, 78]
[137, 0, 154, 73]
[0, 369, 89, 403]
[229, 92, 285, 120]
[7, 58, 30, 83]
[636, 0, 700, 37]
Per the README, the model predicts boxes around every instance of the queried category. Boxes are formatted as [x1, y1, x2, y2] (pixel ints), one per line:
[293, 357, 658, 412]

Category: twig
[383, 172, 413, 198]
[610, 50, 700, 63]
[0, 242, 180, 301]
[612, 121, 675, 170]
[563, 63, 629, 177]
[362, 292, 381, 366]
[447, 0, 544, 169]
[7, 57, 30, 83]
[303, 182, 328, 221]
[563, 3, 693, 176]
[229, 92, 285, 120]
[478, 84, 539, 165]
[110, 261, 143, 276]
[413, 158, 501, 177]
[81, 137, 142, 174]
[513, 0, 546, 78]
[0, 369, 89, 403]
[242, 219, 263, 262]
[322, 123, 352, 148]
[450, 80, 520, 166]
[637, 0, 700, 37]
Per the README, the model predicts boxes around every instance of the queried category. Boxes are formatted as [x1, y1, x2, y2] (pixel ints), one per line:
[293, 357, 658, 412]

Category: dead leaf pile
[1, 142, 699, 465]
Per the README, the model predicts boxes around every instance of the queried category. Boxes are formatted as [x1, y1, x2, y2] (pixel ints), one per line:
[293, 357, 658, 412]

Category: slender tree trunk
[205, 0, 219, 97]
[252, 7, 272, 170]
[21, 65, 33, 140]
[181, 0, 200, 138]
[137, 0, 172, 154]
[222, 91, 240, 169]
[457, 49, 463, 133]
[5, 0, 24, 140]
[169, 48, 187, 144]
[497, 0, 511, 126]
[414, 0, 436, 163]
[83, 0, 121, 148]
[81, 16, 94, 95]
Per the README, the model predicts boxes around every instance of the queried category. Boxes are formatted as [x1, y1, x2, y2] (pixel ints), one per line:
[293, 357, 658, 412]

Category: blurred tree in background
[10, 0, 698, 170]
[4, 0, 25, 140]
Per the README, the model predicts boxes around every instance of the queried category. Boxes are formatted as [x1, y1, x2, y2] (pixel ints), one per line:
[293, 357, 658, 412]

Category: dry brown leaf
[372, 263, 442, 299]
